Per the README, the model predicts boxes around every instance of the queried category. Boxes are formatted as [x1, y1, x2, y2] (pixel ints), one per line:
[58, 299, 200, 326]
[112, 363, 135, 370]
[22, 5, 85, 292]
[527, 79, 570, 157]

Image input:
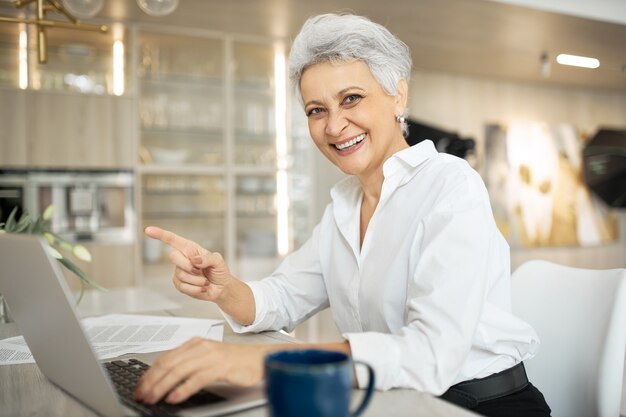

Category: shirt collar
[330, 139, 439, 204]
[329, 140, 439, 258]
[382, 140, 438, 179]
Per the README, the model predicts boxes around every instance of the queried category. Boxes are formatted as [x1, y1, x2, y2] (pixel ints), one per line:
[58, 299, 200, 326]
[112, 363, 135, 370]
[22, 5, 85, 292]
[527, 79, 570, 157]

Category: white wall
[407, 69, 626, 270]
[300, 69, 626, 345]
[489, 0, 626, 25]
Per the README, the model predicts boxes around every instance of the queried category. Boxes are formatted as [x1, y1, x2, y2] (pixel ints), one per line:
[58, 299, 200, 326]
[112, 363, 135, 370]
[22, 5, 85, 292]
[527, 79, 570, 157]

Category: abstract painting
[484, 122, 618, 248]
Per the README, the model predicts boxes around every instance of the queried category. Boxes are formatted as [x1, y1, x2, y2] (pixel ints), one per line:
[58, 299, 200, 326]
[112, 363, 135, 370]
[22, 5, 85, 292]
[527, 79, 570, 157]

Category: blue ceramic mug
[264, 349, 375, 417]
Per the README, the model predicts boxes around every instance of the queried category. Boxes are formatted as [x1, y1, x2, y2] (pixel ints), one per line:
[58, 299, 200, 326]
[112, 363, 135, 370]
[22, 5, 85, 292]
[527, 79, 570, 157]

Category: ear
[394, 78, 409, 115]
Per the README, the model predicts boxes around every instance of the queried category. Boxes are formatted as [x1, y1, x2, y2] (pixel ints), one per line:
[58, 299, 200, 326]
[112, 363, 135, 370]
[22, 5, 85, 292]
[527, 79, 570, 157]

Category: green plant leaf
[46, 245, 63, 260]
[58, 257, 107, 292]
[4, 206, 18, 232]
[58, 241, 74, 253]
[14, 212, 32, 233]
[29, 217, 45, 234]
[73, 245, 92, 262]
[42, 204, 55, 221]
[43, 232, 55, 245]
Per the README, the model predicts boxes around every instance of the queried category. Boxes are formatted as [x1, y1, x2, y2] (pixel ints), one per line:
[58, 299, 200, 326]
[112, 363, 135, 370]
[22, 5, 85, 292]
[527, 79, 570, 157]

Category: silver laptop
[0, 234, 266, 417]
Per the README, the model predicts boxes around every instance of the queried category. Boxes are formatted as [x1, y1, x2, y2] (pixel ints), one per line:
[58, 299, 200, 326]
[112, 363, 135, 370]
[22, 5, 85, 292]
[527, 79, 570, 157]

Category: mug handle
[350, 361, 376, 417]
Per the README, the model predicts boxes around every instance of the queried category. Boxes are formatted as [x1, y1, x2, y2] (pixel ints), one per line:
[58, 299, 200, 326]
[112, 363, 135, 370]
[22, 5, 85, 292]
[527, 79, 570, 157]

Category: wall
[299, 68, 626, 344]
[407, 69, 626, 270]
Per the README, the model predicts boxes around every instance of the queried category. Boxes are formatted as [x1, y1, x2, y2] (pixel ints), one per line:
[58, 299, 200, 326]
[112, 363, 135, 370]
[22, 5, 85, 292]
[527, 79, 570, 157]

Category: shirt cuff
[343, 332, 402, 391]
[221, 280, 270, 333]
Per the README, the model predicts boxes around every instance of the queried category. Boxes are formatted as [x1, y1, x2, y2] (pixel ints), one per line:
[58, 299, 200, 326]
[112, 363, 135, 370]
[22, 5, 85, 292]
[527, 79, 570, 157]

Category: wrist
[215, 277, 256, 326]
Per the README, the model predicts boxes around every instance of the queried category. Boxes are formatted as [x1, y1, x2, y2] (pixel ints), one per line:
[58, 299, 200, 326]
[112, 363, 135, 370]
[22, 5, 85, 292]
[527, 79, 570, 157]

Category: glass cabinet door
[29, 26, 130, 95]
[233, 41, 276, 167]
[138, 32, 224, 166]
[231, 40, 280, 279]
[141, 174, 226, 267]
[0, 24, 21, 88]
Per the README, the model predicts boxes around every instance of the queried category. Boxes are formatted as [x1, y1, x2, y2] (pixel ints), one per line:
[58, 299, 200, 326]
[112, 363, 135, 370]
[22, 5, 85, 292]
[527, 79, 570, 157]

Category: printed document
[0, 314, 224, 365]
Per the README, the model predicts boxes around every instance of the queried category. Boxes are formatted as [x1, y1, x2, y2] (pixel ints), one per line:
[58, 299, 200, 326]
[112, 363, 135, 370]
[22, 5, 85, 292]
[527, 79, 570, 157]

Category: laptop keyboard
[105, 358, 226, 417]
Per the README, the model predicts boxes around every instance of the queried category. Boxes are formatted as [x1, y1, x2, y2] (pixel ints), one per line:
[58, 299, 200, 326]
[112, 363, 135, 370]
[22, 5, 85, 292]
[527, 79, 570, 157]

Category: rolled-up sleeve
[224, 222, 329, 334]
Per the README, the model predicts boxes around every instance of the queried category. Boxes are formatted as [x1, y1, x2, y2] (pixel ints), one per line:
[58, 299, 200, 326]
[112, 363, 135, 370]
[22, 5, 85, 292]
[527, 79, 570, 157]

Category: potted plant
[0, 205, 105, 320]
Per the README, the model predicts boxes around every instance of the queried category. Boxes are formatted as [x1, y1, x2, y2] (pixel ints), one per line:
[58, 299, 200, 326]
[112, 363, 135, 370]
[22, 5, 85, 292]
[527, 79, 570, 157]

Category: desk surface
[0, 295, 477, 417]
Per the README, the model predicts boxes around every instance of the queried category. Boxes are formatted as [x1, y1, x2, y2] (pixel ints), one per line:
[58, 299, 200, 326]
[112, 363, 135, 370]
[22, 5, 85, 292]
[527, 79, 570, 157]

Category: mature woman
[135, 13, 551, 417]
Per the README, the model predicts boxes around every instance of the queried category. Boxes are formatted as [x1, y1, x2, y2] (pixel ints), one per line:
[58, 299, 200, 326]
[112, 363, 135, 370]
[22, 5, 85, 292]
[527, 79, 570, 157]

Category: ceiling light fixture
[136, 0, 178, 17]
[0, 0, 108, 64]
[0, 0, 178, 65]
[539, 52, 551, 77]
[556, 53, 600, 69]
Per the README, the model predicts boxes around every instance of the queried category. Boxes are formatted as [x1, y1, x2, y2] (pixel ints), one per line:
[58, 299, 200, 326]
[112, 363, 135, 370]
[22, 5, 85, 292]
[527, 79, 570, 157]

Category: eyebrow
[304, 86, 366, 109]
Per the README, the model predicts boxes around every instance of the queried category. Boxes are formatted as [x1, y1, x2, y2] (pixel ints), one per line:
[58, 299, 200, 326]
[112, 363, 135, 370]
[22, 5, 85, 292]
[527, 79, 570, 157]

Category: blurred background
[0, 0, 625, 344]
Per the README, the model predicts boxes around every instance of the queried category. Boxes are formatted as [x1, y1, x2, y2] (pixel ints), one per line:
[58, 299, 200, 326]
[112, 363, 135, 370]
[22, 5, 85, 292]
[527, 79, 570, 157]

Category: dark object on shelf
[405, 118, 475, 159]
[583, 129, 626, 208]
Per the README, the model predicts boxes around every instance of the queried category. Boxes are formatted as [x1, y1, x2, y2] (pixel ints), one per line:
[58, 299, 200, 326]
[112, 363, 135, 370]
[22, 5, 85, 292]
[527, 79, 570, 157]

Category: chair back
[511, 260, 626, 417]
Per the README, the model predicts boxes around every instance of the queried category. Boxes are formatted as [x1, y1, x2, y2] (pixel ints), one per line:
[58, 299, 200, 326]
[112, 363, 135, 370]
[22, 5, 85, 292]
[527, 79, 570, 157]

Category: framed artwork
[484, 122, 618, 248]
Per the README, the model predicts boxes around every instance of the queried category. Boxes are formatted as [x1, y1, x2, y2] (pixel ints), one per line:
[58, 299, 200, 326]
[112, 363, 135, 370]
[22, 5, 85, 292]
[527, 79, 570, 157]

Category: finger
[169, 251, 203, 275]
[144, 226, 199, 258]
[190, 251, 224, 270]
[134, 338, 203, 402]
[178, 281, 210, 296]
[164, 355, 220, 403]
[173, 267, 209, 288]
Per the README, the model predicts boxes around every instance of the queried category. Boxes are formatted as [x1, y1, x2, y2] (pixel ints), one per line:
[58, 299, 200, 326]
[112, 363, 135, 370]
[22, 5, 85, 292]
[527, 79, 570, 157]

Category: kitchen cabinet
[0, 89, 136, 169]
[61, 242, 137, 292]
[137, 30, 312, 281]
[0, 24, 20, 89]
[0, 24, 136, 169]
[25, 90, 136, 168]
[0, 88, 27, 167]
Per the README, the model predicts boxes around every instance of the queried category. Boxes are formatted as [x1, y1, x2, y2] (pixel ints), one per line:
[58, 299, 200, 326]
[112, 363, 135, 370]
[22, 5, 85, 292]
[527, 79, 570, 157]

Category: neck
[357, 134, 409, 202]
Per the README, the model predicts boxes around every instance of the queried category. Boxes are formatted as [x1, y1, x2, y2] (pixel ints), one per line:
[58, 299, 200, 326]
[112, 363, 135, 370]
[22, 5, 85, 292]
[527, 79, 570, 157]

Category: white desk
[0, 290, 478, 417]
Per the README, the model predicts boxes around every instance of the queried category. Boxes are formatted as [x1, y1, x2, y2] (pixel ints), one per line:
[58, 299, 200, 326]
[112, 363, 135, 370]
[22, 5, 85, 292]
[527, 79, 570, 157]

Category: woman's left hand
[133, 338, 267, 405]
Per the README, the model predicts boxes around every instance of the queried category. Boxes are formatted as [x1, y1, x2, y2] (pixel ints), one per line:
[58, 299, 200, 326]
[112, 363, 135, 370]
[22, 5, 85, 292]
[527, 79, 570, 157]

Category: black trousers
[442, 383, 552, 417]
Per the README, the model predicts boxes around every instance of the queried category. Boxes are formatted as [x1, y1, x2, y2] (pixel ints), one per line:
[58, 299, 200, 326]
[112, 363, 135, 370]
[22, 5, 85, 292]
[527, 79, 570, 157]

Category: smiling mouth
[334, 133, 366, 151]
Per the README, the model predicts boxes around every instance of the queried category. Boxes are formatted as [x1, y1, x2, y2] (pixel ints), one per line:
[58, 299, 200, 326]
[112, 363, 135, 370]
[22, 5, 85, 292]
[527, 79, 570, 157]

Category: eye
[306, 107, 324, 117]
[342, 94, 362, 105]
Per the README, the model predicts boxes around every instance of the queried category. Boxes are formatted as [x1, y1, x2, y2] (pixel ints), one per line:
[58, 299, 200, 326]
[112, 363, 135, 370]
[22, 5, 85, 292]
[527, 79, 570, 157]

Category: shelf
[233, 165, 277, 175]
[234, 130, 276, 141]
[236, 212, 276, 218]
[143, 211, 225, 219]
[234, 81, 273, 95]
[134, 31, 311, 283]
[142, 189, 208, 195]
[142, 126, 224, 137]
[138, 164, 226, 175]
[140, 74, 223, 89]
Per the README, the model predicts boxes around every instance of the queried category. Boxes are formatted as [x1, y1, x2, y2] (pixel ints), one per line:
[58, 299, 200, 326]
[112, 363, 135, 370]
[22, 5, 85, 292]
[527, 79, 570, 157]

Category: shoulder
[410, 153, 489, 213]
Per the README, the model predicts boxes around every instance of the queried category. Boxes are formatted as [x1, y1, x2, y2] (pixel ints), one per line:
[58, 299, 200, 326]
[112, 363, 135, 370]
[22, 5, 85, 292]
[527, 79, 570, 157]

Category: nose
[324, 110, 348, 137]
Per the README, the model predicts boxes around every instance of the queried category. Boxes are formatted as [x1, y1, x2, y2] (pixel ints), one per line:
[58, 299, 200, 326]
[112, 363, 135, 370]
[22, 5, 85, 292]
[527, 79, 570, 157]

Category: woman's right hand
[144, 226, 233, 303]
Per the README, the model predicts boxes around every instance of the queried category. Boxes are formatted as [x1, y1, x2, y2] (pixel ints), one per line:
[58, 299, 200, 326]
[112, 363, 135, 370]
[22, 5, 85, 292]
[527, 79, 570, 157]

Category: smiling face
[300, 60, 408, 182]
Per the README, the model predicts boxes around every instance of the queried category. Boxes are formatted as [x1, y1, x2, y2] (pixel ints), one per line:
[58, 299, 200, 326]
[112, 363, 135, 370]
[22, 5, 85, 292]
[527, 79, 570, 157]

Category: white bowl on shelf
[150, 147, 190, 164]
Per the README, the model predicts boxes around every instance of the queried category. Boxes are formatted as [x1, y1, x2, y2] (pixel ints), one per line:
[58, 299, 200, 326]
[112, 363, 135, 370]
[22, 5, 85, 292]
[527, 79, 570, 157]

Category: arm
[144, 226, 255, 325]
[225, 219, 330, 334]
[134, 338, 351, 405]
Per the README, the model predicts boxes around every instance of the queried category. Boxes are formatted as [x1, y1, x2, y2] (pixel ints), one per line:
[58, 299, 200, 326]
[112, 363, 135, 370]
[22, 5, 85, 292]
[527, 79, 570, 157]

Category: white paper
[0, 314, 224, 366]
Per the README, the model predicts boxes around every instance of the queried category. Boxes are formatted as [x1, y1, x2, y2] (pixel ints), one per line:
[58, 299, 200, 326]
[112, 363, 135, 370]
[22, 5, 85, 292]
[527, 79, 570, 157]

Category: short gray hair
[289, 13, 412, 117]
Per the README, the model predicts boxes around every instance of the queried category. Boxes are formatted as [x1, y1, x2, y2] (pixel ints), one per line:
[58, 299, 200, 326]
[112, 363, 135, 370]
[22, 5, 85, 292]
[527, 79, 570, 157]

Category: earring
[395, 115, 405, 123]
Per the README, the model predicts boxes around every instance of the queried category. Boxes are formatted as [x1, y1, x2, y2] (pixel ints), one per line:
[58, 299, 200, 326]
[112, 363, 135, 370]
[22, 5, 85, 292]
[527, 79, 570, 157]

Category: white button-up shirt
[226, 140, 539, 394]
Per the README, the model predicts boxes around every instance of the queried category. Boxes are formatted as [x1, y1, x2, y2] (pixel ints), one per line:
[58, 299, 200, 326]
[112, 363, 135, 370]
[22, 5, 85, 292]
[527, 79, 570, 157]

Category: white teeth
[335, 133, 365, 150]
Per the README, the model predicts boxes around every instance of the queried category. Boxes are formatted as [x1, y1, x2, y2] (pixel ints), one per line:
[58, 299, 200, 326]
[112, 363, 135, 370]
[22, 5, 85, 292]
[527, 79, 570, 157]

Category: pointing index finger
[144, 226, 199, 257]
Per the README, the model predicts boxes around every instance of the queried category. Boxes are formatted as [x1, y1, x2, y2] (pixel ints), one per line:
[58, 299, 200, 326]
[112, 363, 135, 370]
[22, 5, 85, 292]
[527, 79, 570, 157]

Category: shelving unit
[0, 22, 314, 286]
[136, 29, 312, 282]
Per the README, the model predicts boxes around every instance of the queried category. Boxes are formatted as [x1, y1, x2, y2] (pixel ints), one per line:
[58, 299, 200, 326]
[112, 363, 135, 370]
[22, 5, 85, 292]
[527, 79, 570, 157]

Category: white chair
[511, 260, 626, 417]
